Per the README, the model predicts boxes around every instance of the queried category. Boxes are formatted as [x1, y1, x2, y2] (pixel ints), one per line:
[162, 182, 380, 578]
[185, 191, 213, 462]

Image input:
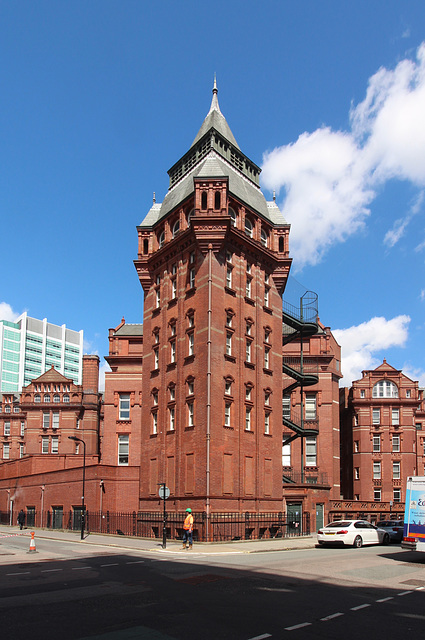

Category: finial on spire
[153, 192, 156, 204]
[208, 74, 221, 114]
[273, 190, 276, 202]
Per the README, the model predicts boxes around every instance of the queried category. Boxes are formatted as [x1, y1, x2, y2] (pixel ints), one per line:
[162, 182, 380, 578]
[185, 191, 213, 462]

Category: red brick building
[340, 360, 425, 512]
[101, 82, 343, 529]
[0, 83, 343, 533]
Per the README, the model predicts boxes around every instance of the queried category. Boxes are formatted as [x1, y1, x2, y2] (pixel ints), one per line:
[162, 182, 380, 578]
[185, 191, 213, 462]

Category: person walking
[182, 508, 193, 550]
[17, 509, 25, 530]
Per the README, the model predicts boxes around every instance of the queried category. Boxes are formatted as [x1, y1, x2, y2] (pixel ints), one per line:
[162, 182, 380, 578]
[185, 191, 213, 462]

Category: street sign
[158, 486, 170, 500]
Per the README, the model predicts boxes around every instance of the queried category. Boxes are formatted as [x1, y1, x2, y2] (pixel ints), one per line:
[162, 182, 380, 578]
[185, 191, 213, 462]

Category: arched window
[158, 230, 165, 248]
[372, 380, 399, 398]
[245, 217, 253, 238]
[229, 208, 236, 226]
[279, 236, 284, 253]
[201, 191, 207, 210]
[261, 228, 268, 247]
[172, 219, 180, 237]
[214, 191, 221, 210]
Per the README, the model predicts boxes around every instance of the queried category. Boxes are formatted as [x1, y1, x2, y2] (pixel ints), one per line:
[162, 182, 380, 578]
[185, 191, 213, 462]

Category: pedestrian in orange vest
[182, 508, 193, 550]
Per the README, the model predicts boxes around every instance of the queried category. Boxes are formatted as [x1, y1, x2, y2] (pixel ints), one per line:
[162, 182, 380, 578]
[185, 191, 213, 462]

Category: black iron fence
[0, 509, 310, 542]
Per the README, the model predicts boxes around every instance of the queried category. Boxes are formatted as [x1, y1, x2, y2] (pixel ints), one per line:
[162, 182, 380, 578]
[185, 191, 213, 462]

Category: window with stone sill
[226, 332, 232, 356]
[119, 393, 130, 421]
[264, 390, 271, 406]
[224, 402, 231, 427]
[392, 434, 400, 452]
[246, 340, 252, 363]
[152, 411, 158, 435]
[169, 386, 175, 402]
[187, 402, 194, 427]
[172, 219, 180, 237]
[264, 412, 270, 435]
[225, 379, 232, 396]
[187, 380, 194, 396]
[245, 217, 253, 238]
[118, 434, 129, 465]
[261, 228, 268, 247]
[245, 406, 252, 431]
[188, 332, 194, 356]
[169, 406, 175, 431]
[153, 347, 159, 369]
[264, 346, 270, 369]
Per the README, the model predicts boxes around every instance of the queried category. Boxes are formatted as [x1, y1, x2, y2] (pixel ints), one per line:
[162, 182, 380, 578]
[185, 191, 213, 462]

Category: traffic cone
[28, 531, 37, 553]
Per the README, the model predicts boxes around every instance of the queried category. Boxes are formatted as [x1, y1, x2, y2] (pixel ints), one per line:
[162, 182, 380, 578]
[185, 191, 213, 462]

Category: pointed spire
[208, 73, 221, 115]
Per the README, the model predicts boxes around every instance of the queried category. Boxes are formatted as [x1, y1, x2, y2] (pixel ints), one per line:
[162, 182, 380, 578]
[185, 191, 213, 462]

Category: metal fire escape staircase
[282, 291, 319, 484]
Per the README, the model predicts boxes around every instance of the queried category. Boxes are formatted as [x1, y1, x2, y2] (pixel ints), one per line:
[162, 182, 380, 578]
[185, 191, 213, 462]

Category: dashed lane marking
[247, 635, 272, 640]
[351, 604, 371, 610]
[398, 590, 413, 596]
[6, 571, 30, 576]
[285, 623, 312, 631]
[320, 612, 344, 621]
[376, 597, 393, 602]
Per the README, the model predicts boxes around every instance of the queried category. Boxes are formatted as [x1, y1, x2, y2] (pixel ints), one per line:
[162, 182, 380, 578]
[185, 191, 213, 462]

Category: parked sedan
[317, 520, 390, 548]
[375, 520, 404, 543]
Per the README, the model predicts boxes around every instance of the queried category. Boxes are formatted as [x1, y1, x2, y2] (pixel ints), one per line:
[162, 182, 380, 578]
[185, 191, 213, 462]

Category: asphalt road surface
[1, 534, 424, 639]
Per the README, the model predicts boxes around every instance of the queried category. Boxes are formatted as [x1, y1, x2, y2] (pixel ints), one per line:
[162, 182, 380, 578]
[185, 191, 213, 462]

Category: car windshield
[377, 521, 389, 527]
[325, 522, 352, 528]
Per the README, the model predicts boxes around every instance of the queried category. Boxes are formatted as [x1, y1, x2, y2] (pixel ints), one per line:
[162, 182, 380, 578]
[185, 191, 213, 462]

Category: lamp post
[68, 436, 86, 540]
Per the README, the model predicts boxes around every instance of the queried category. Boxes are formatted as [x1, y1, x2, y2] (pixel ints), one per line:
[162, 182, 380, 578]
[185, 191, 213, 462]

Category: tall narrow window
[214, 191, 221, 210]
[189, 267, 195, 288]
[305, 394, 316, 420]
[42, 437, 49, 454]
[154, 347, 159, 369]
[51, 437, 59, 454]
[264, 412, 270, 435]
[4, 421, 10, 436]
[373, 461, 381, 479]
[52, 412, 59, 429]
[374, 488, 381, 502]
[282, 395, 291, 420]
[393, 461, 401, 479]
[245, 217, 253, 237]
[372, 435, 380, 452]
[3, 443, 10, 459]
[282, 443, 291, 466]
[392, 408, 400, 425]
[246, 340, 251, 362]
[187, 402, 194, 427]
[226, 332, 232, 356]
[226, 266, 232, 288]
[392, 434, 400, 452]
[118, 435, 129, 465]
[119, 393, 130, 421]
[169, 407, 175, 431]
[245, 406, 252, 431]
[372, 408, 380, 425]
[264, 346, 270, 369]
[224, 402, 231, 427]
[170, 340, 176, 363]
[152, 412, 158, 435]
[201, 191, 207, 210]
[43, 412, 50, 429]
[188, 332, 194, 356]
[305, 437, 317, 466]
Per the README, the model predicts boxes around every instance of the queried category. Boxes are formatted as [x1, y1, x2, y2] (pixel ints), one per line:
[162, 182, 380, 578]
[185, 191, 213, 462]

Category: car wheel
[382, 533, 390, 545]
[353, 535, 363, 548]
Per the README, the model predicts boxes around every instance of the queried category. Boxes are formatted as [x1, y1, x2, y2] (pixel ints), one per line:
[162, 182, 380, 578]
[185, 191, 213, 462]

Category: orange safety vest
[183, 514, 193, 531]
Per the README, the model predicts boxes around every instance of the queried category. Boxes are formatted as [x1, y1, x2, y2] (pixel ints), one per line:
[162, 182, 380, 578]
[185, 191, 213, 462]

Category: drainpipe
[40, 485, 45, 528]
[300, 295, 304, 484]
[206, 245, 212, 540]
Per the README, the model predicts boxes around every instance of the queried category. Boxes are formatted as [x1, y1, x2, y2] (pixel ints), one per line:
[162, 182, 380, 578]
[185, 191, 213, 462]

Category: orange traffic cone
[28, 531, 37, 553]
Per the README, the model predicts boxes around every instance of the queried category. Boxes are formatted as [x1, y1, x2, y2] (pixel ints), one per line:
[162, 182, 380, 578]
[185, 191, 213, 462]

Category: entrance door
[72, 506, 86, 531]
[52, 506, 63, 530]
[316, 504, 324, 531]
[287, 503, 302, 535]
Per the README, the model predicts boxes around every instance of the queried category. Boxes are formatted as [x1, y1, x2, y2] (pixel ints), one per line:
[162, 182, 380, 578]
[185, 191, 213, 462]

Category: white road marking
[41, 569, 62, 573]
[247, 634, 272, 640]
[376, 597, 393, 602]
[398, 590, 412, 596]
[71, 566, 91, 570]
[100, 563, 119, 567]
[351, 603, 371, 610]
[6, 571, 30, 576]
[285, 622, 312, 630]
[126, 560, 144, 564]
[320, 612, 344, 621]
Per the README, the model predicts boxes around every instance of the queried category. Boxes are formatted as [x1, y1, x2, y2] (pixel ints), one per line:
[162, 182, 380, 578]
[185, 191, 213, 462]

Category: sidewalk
[0, 525, 316, 555]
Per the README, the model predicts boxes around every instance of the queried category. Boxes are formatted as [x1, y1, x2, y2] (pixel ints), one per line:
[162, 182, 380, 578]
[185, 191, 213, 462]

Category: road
[1, 534, 424, 639]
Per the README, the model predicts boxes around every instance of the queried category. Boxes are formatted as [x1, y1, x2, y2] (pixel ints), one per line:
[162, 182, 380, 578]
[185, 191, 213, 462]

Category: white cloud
[0, 302, 22, 322]
[261, 42, 425, 268]
[333, 315, 410, 386]
[421, 289, 425, 302]
[401, 363, 425, 387]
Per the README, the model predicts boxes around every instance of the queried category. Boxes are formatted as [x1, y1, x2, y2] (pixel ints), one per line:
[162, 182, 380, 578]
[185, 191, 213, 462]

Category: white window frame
[3, 443, 10, 459]
[224, 402, 231, 427]
[226, 332, 232, 356]
[43, 412, 50, 429]
[372, 435, 380, 452]
[392, 434, 400, 452]
[152, 412, 158, 435]
[305, 394, 316, 420]
[118, 434, 129, 465]
[119, 393, 130, 421]
[52, 412, 59, 429]
[374, 488, 382, 502]
[187, 402, 194, 427]
[51, 436, 59, 454]
[264, 346, 270, 369]
[4, 422, 10, 436]
[169, 406, 175, 431]
[282, 443, 291, 467]
[392, 461, 401, 479]
[372, 408, 380, 425]
[245, 406, 252, 431]
[393, 488, 401, 502]
[264, 412, 270, 435]
[373, 461, 381, 479]
[392, 408, 400, 425]
[42, 437, 49, 454]
[305, 436, 317, 466]
[188, 332, 194, 356]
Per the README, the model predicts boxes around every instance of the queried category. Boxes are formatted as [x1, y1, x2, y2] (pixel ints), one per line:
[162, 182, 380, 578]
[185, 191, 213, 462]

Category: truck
[401, 476, 425, 552]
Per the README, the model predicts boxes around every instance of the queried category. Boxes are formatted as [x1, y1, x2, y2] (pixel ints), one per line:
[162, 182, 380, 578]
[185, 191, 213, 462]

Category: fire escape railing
[282, 291, 319, 483]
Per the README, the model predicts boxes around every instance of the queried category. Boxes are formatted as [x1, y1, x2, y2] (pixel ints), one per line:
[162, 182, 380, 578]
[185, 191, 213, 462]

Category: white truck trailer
[401, 476, 425, 551]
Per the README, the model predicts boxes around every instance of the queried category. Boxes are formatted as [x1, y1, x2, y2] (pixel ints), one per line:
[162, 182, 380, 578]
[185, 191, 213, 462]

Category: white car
[317, 520, 390, 548]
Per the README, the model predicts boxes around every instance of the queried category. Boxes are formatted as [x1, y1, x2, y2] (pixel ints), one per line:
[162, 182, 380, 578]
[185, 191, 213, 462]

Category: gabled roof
[372, 359, 400, 374]
[29, 366, 73, 384]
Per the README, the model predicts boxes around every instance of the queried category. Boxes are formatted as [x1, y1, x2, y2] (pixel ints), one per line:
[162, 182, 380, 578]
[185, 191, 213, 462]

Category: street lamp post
[68, 436, 86, 540]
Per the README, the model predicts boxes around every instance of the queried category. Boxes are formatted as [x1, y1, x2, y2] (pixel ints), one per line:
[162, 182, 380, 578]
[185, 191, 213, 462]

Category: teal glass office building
[0, 313, 83, 392]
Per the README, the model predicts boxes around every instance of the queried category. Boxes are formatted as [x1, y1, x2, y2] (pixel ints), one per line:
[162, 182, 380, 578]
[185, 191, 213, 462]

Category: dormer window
[158, 230, 165, 248]
[261, 228, 268, 247]
[244, 217, 253, 238]
[172, 219, 180, 237]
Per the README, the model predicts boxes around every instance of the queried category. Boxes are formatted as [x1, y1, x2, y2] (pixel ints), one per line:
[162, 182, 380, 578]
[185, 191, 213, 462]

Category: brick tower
[134, 80, 292, 514]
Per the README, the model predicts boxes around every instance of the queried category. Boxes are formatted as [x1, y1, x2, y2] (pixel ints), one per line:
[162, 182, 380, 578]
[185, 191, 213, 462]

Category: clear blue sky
[1, 1, 424, 388]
